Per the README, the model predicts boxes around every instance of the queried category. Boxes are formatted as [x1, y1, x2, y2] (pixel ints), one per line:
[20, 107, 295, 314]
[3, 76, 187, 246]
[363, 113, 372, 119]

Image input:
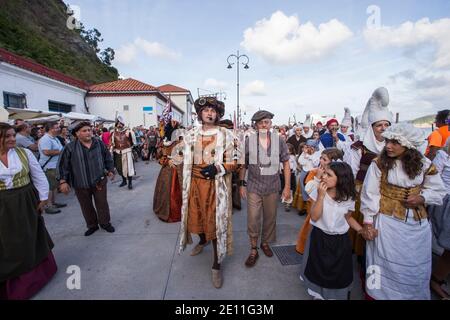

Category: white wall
[0, 62, 87, 113]
[87, 95, 184, 128]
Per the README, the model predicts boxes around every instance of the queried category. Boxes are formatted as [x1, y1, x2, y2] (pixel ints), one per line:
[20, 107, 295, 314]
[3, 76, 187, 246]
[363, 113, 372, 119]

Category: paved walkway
[34, 160, 366, 300]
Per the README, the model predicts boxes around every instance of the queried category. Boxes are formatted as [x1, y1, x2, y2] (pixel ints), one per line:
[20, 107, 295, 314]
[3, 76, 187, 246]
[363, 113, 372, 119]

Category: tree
[81, 28, 103, 53]
[100, 48, 115, 66]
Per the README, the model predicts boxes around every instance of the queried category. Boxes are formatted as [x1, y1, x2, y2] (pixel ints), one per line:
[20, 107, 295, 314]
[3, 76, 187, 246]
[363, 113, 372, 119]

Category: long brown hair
[0, 122, 15, 152]
[379, 146, 424, 180]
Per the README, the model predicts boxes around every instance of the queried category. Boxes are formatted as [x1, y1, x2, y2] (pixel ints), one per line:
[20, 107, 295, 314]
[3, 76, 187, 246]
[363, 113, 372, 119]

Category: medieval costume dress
[178, 125, 237, 264]
[153, 138, 183, 223]
[0, 147, 57, 300]
[361, 123, 446, 300]
[111, 118, 136, 189]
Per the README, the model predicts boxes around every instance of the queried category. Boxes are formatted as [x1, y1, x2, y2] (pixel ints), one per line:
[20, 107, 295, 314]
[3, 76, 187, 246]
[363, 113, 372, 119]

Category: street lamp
[227, 50, 249, 128]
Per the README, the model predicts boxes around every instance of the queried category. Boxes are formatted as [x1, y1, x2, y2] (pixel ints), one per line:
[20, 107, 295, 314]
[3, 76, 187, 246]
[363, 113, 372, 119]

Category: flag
[161, 96, 172, 125]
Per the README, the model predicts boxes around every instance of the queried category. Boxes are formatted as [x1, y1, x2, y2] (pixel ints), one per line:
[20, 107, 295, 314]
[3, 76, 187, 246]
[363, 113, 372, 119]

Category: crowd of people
[1, 87, 449, 300]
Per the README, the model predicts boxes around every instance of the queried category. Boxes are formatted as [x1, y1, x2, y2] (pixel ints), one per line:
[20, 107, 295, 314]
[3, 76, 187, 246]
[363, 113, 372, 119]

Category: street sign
[143, 106, 153, 113]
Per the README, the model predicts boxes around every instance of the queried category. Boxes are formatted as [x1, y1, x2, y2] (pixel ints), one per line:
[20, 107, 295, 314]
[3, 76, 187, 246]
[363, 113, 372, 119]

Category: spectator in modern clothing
[38, 121, 66, 214]
[287, 127, 307, 156]
[58, 121, 116, 236]
[426, 109, 450, 161]
[57, 126, 71, 147]
[101, 127, 111, 148]
[15, 123, 39, 159]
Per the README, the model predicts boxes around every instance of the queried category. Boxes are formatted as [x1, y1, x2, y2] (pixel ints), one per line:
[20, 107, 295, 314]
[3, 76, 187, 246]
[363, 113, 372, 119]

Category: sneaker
[45, 207, 61, 214]
[84, 226, 99, 236]
[54, 203, 67, 208]
[101, 224, 115, 233]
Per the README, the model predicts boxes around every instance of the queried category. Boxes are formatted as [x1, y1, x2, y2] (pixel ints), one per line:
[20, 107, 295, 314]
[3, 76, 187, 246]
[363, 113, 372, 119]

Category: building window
[48, 100, 73, 113]
[3, 92, 27, 109]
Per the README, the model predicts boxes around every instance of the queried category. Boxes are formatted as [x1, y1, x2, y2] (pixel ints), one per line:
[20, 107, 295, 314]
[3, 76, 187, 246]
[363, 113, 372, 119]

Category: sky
[66, 0, 450, 124]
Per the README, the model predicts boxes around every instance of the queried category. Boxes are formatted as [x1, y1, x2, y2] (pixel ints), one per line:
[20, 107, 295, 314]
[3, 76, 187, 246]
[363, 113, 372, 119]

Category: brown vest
[113, 130, 132, 151]
[352, 141, 377, 183]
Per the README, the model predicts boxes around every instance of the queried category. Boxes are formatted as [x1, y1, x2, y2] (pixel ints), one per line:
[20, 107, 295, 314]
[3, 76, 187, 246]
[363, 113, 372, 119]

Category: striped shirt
[245, 132, 290, 195]
[57, 138, 114, 189]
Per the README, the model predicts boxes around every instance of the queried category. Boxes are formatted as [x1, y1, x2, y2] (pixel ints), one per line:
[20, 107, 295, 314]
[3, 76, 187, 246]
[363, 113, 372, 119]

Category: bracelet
[59, 182, 68, 186]
[238, 180, 247, 187]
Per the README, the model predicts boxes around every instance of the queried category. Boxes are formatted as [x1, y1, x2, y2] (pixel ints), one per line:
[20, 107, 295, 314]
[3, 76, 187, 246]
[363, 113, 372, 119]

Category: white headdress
[382, 122, 427, 150]
[303, 114, 312, 128]
[341, 108, 352, 128]
[359, 87, 394, 154]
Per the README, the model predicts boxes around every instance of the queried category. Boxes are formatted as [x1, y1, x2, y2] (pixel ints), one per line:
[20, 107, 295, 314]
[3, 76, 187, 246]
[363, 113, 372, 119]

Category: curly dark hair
[328, 162, 357, 202]
[379, 145, 424, 180]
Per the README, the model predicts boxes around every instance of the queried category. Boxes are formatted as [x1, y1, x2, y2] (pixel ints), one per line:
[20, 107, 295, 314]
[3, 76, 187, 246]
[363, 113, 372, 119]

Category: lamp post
[227, 50, 249, 128]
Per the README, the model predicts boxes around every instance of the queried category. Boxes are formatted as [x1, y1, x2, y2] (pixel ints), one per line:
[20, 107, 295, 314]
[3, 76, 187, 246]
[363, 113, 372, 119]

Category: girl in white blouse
[300, 162, 367, 300]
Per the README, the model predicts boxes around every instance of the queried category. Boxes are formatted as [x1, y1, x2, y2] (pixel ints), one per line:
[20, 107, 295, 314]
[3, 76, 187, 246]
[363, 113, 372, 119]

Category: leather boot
[128, 177, 133, 190]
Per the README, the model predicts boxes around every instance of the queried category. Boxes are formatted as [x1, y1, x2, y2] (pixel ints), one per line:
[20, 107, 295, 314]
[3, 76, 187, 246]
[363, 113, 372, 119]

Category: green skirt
[0, 183, 54, 282]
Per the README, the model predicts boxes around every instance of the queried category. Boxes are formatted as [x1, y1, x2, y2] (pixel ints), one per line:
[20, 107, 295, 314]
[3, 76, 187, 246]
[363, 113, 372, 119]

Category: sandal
[245, 247, 259, 268]
[430, 275, 450, 300]
[261, 243, 274, 257]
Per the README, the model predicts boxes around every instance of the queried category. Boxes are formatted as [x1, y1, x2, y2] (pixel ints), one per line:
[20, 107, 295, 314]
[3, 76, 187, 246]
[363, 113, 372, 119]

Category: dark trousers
[74, 179, 111, 229]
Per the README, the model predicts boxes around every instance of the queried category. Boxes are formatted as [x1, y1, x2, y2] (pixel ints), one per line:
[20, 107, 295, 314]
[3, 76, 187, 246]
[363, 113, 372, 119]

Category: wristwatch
[238, 180, 247, 187]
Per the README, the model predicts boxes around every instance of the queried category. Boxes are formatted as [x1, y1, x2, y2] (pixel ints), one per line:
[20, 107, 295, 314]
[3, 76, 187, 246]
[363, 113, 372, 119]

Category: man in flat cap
[110, 116, 136, 190]
[58, 121, 116, 236]
[178, 96, 238, 289]
[239, 110, 291, 267]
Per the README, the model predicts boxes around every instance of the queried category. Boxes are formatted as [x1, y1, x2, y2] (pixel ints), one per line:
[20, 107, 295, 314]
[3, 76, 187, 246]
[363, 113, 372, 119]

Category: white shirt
[360, 158, 446, 224]
[298, 151, 320, 172]
[0, 148, 49, 200]
[433, 150, 450, 194]
[309, 188, 355, 235]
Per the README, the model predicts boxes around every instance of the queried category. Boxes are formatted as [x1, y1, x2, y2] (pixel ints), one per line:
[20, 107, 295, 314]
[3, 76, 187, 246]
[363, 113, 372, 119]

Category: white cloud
[114, 38, 181, 64]
[240, 11, 353, 65]
[204, 78, 228, 90]
[115, 43, 138, 64]
[134, 37, 181, 60]
[364, 18, 450, 68]
[243, 80, 266, 96]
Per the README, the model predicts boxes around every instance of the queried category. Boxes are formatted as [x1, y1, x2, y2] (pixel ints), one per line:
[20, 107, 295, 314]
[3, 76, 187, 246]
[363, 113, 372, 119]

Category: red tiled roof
[0, 47, 89, 90]
[158, 84, 190, 93]
[89, 78, 158, 92]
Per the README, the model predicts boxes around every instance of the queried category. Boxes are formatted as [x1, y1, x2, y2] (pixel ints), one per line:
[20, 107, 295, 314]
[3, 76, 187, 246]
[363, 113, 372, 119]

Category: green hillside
[0, 0, 118, 84]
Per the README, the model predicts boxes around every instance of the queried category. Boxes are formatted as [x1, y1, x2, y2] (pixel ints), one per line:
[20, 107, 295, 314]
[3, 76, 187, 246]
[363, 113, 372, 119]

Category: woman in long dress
[360, 123, 446, 300]
[0, 123, 57, 300]
[153, 121, 183, 223]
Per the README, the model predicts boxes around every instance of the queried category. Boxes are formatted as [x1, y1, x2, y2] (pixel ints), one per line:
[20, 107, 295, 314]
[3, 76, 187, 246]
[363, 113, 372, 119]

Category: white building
[0, 47, 88, 114]
[158, 84, 194, 127]
[87, 78, 184, 128]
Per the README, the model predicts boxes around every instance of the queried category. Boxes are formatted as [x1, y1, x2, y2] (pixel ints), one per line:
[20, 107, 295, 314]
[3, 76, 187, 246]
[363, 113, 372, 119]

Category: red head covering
[326, 118, 339, 128]
[316, 121, 323, 126]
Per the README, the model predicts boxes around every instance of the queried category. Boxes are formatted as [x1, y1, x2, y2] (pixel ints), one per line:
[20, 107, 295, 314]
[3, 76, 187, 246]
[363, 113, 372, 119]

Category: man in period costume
[178, 96, 237, 289]
[110, 116, 136, 190]
[239, 110, 291, 268]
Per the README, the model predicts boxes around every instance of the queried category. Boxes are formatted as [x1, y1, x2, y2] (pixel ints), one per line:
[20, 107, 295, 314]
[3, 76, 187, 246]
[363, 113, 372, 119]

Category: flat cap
[251, 110, 274, 122]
